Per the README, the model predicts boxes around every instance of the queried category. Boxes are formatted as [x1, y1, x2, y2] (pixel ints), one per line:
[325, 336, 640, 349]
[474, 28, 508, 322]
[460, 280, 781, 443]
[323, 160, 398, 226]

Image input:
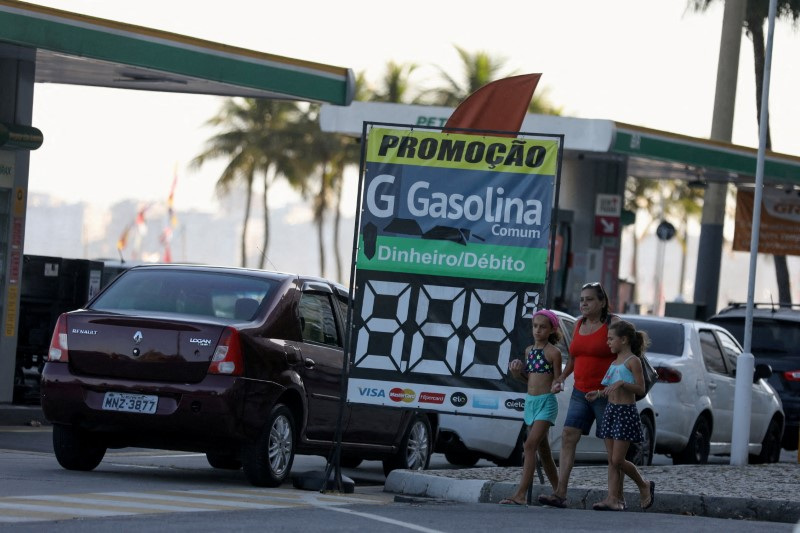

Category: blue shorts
[524, 392, 558, 426]
[598, 403, 643, 443]
[564, 386, 608, 437]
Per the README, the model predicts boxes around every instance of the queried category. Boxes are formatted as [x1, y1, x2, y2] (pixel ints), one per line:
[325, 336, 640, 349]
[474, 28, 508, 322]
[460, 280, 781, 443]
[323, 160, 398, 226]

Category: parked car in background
[709, 303, 800, 451]
[40, 264, 436, 486]
[623, 315, 784, 464]
[435, 311, 658, 467]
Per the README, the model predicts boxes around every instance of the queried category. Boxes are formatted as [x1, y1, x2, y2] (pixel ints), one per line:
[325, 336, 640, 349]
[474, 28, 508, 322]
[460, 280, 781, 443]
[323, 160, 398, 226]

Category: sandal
[593, 501, 625, 511]
[537, 494, 567, 508]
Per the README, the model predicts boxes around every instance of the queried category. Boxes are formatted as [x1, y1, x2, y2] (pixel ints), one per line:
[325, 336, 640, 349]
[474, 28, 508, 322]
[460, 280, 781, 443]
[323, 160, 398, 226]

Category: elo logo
[358, 387, 386, 398]
[505, 398, 525, 412]
[389, 388, 416, 403]
[450, 392, 468, 407]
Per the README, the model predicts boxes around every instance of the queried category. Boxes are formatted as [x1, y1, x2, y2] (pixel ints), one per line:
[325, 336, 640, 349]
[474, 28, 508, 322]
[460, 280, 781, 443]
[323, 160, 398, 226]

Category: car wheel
[382, 414, 432, 477]
[781, 427, 798, 451]
[444, 449, 481, 467]
[52, 424, 106, 471]
[627, 414, 655, 466]
[339, 456, 363, 469]
[673, 416, 710, 465]
[206, 451, 242, 470]
[750, 418, 782, 464]
[494, 426, 525, 467]
[242, 404, 295, 487]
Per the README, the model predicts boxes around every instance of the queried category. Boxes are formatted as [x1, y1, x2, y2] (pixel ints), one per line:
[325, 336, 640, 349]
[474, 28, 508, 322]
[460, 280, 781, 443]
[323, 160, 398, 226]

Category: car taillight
[785, 370, 800, 382]
[656, 366, 681, 383]
[47, 314, 69, 363]
[208, 327, 243, 376]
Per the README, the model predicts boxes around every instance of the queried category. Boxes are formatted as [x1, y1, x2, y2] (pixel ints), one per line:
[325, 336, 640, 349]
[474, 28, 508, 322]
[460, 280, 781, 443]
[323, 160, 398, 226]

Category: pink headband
[533, 309, 559, 330]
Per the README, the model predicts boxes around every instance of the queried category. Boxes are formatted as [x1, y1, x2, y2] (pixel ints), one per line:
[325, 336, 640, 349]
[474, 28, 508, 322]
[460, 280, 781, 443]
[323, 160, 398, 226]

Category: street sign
[595, 194, 622, 217]
[656, 220, 676, 241]
[594, 215, 620, 237]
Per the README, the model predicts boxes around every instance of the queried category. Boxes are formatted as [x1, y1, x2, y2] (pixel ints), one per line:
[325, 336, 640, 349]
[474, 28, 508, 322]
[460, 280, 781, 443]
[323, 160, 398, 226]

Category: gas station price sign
[346, 126, 563, 417]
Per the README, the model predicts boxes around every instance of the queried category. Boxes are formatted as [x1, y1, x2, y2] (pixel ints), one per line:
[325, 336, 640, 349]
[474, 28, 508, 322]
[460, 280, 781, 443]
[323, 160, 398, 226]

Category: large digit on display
[408, 284, 465, 376]
[354, 280, 410, 370]
[461, 289, 519, 379]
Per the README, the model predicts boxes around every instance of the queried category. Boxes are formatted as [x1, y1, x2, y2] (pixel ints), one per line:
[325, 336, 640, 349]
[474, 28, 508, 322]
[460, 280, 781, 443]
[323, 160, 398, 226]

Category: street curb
[0, 404, 48, 427]
[384, 471, 800, 524]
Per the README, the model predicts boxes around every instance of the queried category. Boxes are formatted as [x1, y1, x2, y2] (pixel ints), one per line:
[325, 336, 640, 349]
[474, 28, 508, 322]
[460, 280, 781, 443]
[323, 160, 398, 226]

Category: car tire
[339, 456, 363, 469]
[52, 424, 106, 471]
[750, 417, 782, 464]
[494, 426, 525, 467]
[206, 451, 242, 470]
[673, 416, 710, 465]
[781, 427, 798, 451]
[444, 449, 481, 467]
[242, 404, 295, 487]
[382, 414, 432, 477]
[627, 414, 655, 466]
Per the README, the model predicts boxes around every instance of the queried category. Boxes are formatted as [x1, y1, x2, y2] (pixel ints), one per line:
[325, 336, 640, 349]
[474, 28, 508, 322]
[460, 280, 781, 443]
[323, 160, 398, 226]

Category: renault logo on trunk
[133, 331, 143, 344]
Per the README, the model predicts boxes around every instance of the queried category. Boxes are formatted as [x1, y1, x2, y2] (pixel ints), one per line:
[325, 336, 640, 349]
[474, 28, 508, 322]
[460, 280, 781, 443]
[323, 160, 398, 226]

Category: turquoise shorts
[524, 392, 558, 426]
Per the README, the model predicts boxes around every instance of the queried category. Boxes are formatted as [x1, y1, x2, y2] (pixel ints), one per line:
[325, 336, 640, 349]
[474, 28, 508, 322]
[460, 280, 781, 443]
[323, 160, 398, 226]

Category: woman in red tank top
[538, 282, 619, 509]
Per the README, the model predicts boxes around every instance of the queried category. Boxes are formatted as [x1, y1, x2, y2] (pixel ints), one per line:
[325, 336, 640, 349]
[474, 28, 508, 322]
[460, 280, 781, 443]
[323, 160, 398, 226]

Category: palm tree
[428, 45, 562, 114]
[690, 0, 800, 304]
[192, 98, 301, 268]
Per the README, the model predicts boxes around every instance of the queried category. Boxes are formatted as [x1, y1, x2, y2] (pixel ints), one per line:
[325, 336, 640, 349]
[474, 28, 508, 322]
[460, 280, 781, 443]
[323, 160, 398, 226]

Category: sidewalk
[0, 403, 47, 427]
[386, 462, 800, 524]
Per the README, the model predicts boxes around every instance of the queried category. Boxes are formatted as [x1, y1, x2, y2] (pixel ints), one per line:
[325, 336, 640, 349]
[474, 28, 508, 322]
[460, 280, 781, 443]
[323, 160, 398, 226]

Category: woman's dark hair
[609, 320, 651, 357]
[581, 282, 611, 322]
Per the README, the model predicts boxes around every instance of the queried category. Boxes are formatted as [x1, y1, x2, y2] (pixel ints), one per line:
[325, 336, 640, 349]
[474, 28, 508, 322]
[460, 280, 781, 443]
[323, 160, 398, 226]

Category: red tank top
[569, 318, 616, 392]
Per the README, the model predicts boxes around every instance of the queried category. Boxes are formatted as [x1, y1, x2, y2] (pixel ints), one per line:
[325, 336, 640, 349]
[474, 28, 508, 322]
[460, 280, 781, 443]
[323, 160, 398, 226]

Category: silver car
[623, 314, 784, 464]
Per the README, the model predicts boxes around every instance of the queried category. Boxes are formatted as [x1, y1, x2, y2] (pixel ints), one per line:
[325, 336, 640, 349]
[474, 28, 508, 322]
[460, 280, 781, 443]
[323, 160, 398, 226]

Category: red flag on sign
[443, 74, 542, 137]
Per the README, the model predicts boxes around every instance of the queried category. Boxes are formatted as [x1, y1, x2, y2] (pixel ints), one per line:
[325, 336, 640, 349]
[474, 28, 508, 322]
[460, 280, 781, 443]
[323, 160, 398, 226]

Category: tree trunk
[240, 177, 254, 268]
[259, 175, 270, 270]
[749, 16, 792, 304]
[333, 175, 344, 283]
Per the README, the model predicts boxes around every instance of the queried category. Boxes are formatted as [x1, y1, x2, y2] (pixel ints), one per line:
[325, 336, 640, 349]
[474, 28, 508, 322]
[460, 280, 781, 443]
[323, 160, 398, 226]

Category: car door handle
[304, 358, 316, 369]
[707, 381, 717, 390]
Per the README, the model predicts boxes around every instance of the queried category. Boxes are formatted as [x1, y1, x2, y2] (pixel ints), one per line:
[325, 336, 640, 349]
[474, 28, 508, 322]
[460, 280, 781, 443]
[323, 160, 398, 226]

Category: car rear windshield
[710, 317, 798, 356]
[624, 318, 684, 356]
[91, 269, 277, 320]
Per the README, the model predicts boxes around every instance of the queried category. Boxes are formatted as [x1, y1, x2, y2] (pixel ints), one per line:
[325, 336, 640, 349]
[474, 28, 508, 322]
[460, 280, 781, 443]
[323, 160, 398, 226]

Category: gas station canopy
[319, 102, 800, 188]
[0, 0, 355, 105]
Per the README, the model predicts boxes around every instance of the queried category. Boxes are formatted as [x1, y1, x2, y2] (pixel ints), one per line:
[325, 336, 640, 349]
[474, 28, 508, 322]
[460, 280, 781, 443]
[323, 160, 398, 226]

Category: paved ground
[386, 461, 800, 524]
[3, 403, 798, 524]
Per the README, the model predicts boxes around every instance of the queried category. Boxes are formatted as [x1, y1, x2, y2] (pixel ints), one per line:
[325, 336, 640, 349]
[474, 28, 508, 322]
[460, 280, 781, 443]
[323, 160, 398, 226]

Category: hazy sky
[25, 0, 800, 212]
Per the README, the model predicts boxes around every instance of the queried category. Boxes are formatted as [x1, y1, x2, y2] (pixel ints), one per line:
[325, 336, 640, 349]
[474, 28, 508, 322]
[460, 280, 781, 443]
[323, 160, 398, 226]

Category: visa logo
[358, 387, 385, 398]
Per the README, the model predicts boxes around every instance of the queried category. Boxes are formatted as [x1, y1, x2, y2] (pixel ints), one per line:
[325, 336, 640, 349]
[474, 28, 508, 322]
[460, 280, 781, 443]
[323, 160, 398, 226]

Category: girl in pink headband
[500, 309, 563, 506]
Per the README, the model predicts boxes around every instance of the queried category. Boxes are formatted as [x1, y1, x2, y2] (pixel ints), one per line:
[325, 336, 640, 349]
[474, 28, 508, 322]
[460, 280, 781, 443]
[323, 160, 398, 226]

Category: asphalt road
[0, 427, 795, 532]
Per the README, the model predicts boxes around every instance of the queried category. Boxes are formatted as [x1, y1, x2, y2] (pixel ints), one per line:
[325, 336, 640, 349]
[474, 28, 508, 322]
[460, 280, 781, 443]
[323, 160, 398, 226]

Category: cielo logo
[358, 387, 385, 398]
[389, 387, 416, 403]
[450, 392, 468, 407]
[418, 392, 445, 404]
[505, 398, 525, 412]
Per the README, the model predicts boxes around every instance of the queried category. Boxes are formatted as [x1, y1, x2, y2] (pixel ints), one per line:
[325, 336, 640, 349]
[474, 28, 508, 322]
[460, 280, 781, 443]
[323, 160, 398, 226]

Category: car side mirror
[753, 363, 772, 383]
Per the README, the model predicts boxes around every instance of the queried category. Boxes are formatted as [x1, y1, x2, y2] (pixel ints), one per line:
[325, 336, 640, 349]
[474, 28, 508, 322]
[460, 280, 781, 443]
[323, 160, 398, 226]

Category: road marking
[322, 505, 445, 533]
[0, 488, 385, 523]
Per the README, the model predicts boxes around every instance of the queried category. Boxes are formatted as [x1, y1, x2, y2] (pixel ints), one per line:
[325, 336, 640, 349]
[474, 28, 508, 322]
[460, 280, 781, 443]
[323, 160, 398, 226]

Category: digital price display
[347, 126, 562, 417]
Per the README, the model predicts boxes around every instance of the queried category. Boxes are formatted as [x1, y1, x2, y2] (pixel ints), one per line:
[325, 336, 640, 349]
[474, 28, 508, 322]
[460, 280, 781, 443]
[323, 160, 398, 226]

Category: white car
[622, 315, 784, 464]
[435, 311, 658, 467]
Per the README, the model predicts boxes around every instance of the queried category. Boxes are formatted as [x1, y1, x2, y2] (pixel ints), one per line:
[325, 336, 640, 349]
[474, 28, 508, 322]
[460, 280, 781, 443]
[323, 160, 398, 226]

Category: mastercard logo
[389, 387, 416, 403]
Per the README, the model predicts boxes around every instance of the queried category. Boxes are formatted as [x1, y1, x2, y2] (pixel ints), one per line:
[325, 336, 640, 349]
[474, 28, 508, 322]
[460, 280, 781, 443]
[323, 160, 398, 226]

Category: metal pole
[730, 0, 778, 466]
